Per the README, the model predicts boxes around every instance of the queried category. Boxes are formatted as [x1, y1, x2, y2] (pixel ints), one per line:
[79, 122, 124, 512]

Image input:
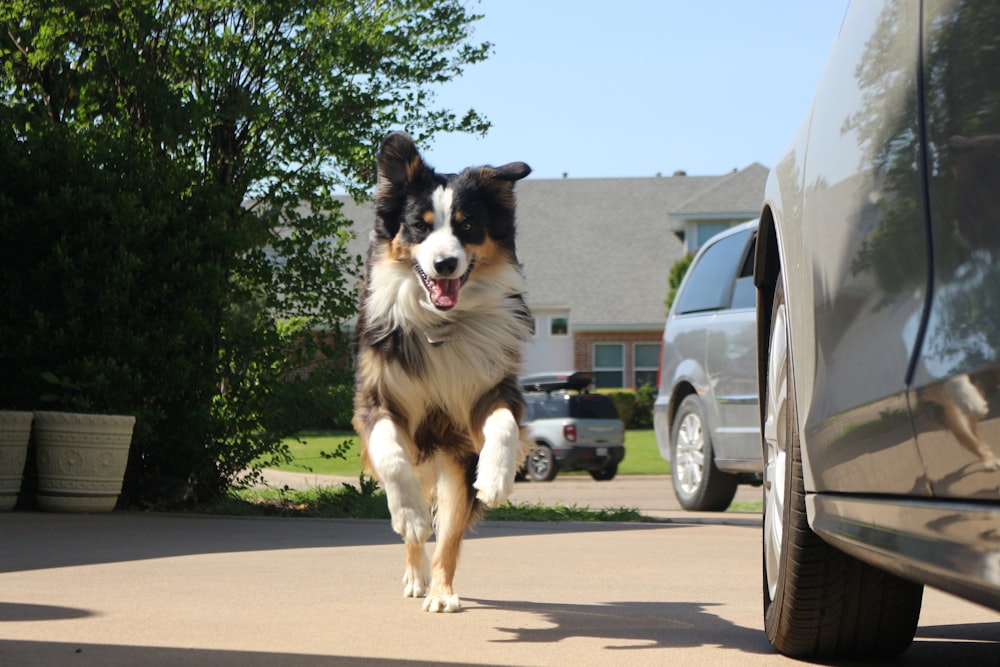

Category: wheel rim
[764, 301, 788, 601]
[675, 411, 705, 495]
[530, 447, 551, 477]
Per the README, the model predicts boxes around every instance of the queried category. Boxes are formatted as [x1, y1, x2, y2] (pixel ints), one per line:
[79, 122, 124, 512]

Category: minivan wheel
[670, 395, 738, 511]
[525, 444, 558, 482]
[762, 271, 923, 659]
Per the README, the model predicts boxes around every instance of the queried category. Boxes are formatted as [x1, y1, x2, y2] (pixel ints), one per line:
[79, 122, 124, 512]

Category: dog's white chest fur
[369, 258, 529, 428]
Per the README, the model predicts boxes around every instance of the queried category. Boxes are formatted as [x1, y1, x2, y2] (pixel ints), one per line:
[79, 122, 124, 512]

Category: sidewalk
[256, 470, 763, 525]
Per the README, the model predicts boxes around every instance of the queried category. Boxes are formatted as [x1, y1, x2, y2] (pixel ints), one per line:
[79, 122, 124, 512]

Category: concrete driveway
[1, 478, 998, 666]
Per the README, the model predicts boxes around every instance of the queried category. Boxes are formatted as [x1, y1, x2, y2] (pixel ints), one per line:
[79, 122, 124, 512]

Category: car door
[705, 232, 760, 466]
[907, 0, 1000, 499]
[668, 224, 757, 464]
[786, 0, 928, 495]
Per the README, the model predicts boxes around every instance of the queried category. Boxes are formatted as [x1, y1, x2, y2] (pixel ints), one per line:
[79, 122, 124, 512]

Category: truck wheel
[525, 444, 557, 482]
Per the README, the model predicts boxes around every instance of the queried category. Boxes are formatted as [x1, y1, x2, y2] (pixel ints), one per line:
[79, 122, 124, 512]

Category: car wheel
[525, 444, 558, 482]
[670, 395, 738, 511]
[762, 272, 923, 659]
[588, 463, 617, 481]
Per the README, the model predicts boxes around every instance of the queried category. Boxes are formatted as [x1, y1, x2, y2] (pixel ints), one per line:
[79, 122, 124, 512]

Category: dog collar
[424, 323, 454, 346]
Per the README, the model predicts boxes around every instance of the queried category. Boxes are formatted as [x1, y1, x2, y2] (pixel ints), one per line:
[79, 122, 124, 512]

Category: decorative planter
[0, 411, 34, 511]
[32, 411, 135, 513]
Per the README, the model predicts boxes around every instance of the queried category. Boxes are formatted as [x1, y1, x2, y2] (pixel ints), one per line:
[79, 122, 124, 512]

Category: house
[337, 162, 767, 388]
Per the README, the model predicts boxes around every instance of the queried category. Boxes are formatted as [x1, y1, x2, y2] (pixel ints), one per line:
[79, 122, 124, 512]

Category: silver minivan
[653, 219, 761, 511]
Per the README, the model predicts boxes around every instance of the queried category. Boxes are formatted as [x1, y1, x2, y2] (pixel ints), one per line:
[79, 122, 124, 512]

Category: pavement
[2, 476, 998, 666]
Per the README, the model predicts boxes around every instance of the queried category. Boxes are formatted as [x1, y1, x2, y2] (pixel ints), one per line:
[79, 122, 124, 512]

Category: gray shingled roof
[670, 162, 769, 218]
[336, 164, 766, 330]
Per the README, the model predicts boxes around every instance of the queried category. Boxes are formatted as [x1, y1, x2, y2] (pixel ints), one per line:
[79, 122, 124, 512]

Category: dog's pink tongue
[431, 278, 461, 309]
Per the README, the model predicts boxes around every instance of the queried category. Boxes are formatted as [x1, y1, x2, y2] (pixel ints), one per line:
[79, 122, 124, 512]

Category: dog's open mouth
[415, 261, 474, 310]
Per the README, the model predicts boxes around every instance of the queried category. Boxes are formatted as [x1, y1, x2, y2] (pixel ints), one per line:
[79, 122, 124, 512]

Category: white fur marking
[416, 187, 468, 280]
[474, 408, 520, 507]
[368, 419, 432, 544]
[403, 548, 430, 598]
[423, 593, 461, 613]
[432, 186, 453, 232]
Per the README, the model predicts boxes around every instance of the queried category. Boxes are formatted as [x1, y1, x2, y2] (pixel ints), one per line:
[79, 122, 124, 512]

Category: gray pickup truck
[518, 372, 626, 482]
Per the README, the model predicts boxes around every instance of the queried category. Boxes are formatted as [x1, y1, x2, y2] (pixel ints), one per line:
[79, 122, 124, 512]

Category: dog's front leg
[473, 407, 521, 507]
[423, 458, 470, 613]
[367, 419, 432, 595]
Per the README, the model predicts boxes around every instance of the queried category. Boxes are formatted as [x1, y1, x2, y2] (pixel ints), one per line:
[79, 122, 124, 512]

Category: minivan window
[729, 236, 757, 310]
[674, 229, 751, 315]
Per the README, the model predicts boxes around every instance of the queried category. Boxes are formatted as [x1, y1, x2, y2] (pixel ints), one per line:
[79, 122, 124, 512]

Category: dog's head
[373, 132, 531, 311]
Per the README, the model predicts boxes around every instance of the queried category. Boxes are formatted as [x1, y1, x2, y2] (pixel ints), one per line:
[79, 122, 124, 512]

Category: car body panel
[757, 0, 1000, 611]
[705, 308, 759, 468]
[908, 0, 1000, 498]
[809, 493, 1000, 612]
[768, 0, 929, 496]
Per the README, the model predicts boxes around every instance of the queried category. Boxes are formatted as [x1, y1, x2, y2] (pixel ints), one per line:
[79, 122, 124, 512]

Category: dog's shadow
[464, 597, 771, 654]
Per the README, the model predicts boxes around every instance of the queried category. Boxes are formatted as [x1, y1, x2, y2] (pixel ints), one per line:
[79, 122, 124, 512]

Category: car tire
[588, 463, 618, 481]
[670, 395, 738, 511]
[525, 444, 558, 482]
[762, 271, 923, 659]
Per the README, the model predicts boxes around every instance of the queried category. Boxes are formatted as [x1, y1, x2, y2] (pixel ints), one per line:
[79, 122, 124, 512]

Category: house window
[529, 317, 537, 336]
[634, 343, 660, 388]
[593, 343, 624, 388]
[550, 317, 568, 336]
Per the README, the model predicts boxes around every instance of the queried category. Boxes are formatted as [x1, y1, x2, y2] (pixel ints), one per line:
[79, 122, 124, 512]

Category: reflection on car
[755, 0, 1000, 659]
[518, 372, 625, 482]
[653, 220, 762, 511]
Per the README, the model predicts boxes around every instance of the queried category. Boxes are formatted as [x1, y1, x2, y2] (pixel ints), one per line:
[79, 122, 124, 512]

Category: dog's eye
[460, 222, 472, 231]
[413, 221, 430, 233]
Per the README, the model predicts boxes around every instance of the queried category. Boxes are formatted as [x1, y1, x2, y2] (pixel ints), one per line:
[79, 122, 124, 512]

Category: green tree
[0, 0, 491, 504]
[665, 253, 693, 311]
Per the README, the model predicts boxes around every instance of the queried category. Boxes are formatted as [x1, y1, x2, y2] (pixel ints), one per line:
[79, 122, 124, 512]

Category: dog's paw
[984, 456, 1000, 472]
[403, 563, 429, 598]
[390, 505, 433, 545]
[423, 593, 461, 613]
[473, 473, 513, 508]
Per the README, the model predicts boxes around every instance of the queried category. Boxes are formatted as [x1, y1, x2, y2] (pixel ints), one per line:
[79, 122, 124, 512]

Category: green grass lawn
[618, 428, 669, 475]
[268, 428, 669, 476]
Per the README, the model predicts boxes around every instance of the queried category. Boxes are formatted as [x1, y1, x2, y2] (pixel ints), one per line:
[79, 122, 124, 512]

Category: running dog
[352, 132, 532, 612]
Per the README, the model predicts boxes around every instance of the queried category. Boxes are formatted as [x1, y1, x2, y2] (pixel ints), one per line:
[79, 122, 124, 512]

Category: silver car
[756, 0, 1000, 659]
[653, 220, 762, 511]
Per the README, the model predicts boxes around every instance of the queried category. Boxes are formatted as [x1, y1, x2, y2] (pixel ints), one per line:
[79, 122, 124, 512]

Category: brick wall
[573, 330, 662, 388]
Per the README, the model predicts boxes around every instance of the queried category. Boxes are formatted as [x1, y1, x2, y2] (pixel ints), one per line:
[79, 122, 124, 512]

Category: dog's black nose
[434, 256, 458, 276]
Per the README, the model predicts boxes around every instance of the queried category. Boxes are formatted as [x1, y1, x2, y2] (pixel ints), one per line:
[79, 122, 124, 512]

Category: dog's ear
[474, 161, 531, 201]
[374, 132, 435, 239]
[469, 162, 531, 242]
[378, 132, 425, 189]
[491, 162, 532, 183]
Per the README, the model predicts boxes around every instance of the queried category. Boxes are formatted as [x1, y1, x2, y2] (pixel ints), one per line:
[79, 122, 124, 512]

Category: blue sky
[421, 0, 851, 180]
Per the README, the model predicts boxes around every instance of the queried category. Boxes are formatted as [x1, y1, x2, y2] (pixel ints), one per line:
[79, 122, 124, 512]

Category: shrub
[595, 386, 657, 429]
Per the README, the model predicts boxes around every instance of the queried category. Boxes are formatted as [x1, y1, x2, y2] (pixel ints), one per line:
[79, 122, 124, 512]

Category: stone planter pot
[0, 411, 33, 511]
[32, 411, 135, 513]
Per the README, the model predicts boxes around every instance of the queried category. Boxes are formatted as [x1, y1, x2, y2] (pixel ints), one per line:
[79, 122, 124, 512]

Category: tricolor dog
[352, 132, 532, 612]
